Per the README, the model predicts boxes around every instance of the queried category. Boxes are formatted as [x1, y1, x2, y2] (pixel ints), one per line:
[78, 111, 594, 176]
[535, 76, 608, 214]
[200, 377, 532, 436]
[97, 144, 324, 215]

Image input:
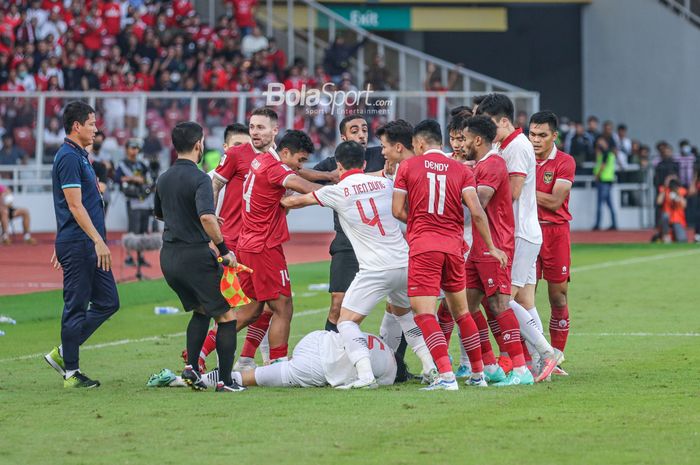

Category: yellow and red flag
[220, 263, 253, 307]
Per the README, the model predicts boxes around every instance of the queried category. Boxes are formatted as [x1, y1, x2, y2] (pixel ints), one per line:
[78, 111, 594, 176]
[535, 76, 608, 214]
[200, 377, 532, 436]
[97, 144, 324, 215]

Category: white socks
[393, 312, 436, 374]
[65, 369, 79, 379]
[260, 331, 270, 364]
[528, 306, 544, 333]
[338, 321, 373, 381]
[379, 310, 403, 352]
[510, 300, 553, 357]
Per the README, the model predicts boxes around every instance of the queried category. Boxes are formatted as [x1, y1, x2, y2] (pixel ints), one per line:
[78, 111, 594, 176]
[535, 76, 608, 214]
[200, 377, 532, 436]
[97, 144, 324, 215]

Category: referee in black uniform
[154, 121, 244, 393]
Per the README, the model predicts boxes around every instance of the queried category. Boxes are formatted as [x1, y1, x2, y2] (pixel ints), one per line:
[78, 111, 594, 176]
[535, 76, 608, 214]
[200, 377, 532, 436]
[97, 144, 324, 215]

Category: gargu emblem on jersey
[543, 171, 554, 184]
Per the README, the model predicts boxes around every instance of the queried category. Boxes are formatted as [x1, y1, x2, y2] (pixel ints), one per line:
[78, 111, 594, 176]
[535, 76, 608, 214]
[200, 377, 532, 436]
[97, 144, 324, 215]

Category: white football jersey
[319, 331, 396, 387]
[314, 172, 409, 271]
[499, 132, 543, 245]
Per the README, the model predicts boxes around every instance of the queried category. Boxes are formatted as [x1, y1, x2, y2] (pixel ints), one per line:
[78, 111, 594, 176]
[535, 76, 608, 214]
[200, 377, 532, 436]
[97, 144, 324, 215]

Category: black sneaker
[138, 258, 151, 267]
[181, 365, 207, 391]
[64, 372, 101, 389]
[124, 256, 136, 267]
[216, 380, 246, 392]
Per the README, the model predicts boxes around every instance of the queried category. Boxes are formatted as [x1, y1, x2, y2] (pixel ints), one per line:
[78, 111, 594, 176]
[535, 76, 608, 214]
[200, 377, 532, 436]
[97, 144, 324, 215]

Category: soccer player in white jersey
[476, 94, 562, 380]
[149, 330, 396, 389]
[282, 141, 437, 388]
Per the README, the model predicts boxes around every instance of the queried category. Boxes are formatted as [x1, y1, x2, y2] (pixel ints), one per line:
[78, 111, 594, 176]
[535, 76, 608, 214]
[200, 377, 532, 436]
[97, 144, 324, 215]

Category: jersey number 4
[426, 172, 446, 215]
[242, 173, 256, 212]
[356, 198, 385, 236]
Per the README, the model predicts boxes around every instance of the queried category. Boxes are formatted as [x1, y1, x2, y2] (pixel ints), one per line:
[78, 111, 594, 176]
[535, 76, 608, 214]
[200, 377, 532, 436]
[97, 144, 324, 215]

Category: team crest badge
[543, 171, 554, 184]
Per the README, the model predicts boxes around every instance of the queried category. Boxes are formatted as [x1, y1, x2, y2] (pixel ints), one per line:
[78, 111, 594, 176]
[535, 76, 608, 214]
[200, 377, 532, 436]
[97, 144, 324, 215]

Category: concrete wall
[582, 0, 700, 146]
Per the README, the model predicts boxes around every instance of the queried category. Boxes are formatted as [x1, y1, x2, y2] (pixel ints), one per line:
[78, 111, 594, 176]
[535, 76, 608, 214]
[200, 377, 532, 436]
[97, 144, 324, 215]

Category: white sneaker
[420, 374, 459, 391]
[335, 377, 378, 390]
[465, 373, 488, 387]
[421, 368, 438, 384]
[233, 357, 257, 372]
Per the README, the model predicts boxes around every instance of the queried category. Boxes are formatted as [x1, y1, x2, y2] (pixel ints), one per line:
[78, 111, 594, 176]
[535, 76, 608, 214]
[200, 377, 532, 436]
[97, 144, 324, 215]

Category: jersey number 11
[427, 172, 446, 215]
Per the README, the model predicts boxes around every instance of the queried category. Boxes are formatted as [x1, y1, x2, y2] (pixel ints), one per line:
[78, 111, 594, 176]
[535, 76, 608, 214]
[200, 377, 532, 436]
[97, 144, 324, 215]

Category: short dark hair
[171, 121, 204, 154]
[62, 100, 95, 133]
[339, 115, 367, 135]
[277, 129, 315, 155]
[413, 119, 442, 146]
[465, 116, 497, 144]
[617, 124, 628, 132]
[587, 115, 599, 123]
[529, 111, 559, 133]
[334, 141, 365, 170]
[475, 93, 514, 122]
[250, 107, 278, 123]
[376, 119, 413, 150]
[447, 115, 469, 134]
[224, 123, 248, 142]
[449, 105, 472, 118]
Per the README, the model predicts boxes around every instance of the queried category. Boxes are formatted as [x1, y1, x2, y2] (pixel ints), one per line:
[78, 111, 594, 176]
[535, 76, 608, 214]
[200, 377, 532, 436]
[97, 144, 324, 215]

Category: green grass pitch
[1, 244, 699, 464]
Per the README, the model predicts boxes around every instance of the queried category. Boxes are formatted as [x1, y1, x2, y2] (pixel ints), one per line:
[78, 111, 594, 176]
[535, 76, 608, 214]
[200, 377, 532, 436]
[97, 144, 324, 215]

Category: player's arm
[284, 174, 323, 194]
[197, 177, 236, 266]
[297, 167, 339, 184]
[476, 185, 495, 208]
[462, 188, 508, 268]
[537, 180, 572, 212]
[211, 175, 227, 210]
[280, 192, 320, 209]
[392, 190, 408, 223]
[64, 187, 112, 271]
[508, 174, 525, 201]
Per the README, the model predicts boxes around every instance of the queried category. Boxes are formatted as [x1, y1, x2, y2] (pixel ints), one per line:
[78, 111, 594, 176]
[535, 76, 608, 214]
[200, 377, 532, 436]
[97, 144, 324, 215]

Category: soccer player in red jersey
[462, 116, 535, 386]
[392, 120, 507, 391]
[530, 111, 576, 376]
[234, 130, 321, 362]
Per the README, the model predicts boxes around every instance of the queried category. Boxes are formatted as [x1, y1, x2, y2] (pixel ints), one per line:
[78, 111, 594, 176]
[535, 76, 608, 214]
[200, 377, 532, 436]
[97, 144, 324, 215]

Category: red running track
[0, 229, 680, 296]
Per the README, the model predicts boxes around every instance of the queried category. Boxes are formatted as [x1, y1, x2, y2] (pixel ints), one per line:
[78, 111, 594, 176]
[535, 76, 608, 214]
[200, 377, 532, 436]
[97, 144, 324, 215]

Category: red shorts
[537, 223, 571, 283]
[237, 245, 291, 302]
[465, 257, 512, 297]
[408, 251, 465, 297]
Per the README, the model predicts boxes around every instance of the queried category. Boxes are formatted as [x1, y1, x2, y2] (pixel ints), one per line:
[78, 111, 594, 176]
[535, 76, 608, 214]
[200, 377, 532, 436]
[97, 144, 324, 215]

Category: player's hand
[220, 251, 238, 268]
[328, 170, 340, 184]
[95, 239, 112, 272]
[383, 159, 397, 177]
[50, 249, 61, 270]
[489, 247, 508, 269]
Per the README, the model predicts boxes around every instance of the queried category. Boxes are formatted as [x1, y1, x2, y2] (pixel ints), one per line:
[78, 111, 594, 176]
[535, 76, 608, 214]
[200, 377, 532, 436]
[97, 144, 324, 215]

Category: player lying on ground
[282, 141, 438, 388]
[148, 330, 396, 389]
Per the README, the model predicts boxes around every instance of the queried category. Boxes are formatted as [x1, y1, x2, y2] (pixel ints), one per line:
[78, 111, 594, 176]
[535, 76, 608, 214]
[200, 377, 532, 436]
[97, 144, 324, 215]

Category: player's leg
[14, 207, 34, 243]
[548, 280, 570, 352]
[266, 295, 293, 361]
[380, 304, 403, 352]
[389, 304, 437, 381]
[212, 307, 243, 391]
[487, 290, 534, 386]
[409, 252, 458, 391]
[444, 289, 486, 387]
[236, 306, 273, 370]
[436, 298, 455, 346]
[327, 249, 358, 332]
[337, 270, 383, 387]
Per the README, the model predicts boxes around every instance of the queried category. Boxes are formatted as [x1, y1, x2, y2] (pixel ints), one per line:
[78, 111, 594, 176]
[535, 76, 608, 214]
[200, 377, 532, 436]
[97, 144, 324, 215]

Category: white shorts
[512, 237, 541, 287]
[342, 267, 410, 316]
[254, 330, 327, 387]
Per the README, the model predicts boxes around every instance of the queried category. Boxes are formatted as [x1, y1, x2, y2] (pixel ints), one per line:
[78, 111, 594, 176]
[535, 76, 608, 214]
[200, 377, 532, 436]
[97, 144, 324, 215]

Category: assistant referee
[154, 121, 244, 393]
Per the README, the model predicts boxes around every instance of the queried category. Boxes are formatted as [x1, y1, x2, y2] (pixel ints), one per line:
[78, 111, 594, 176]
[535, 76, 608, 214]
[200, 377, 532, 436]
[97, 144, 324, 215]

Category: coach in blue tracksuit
[43, 101, 120, 388]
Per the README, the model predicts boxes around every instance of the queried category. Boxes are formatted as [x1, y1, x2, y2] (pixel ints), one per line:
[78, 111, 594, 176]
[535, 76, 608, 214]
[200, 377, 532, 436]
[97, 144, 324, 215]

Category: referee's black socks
[186, 312, 211, 369]
[325, 319, 338, 333]
[216, 320, 237, 386]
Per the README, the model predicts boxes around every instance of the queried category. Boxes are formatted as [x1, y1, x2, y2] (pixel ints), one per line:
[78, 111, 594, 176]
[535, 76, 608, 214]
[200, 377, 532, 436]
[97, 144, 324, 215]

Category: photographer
[115, 138, 154, 266]
[657, 176, 688, 243]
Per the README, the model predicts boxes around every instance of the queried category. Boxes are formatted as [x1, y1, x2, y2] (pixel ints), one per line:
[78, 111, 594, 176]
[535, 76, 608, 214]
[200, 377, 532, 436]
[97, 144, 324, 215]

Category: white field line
[571, 249, 700, 273]
[2, 249, 698, 364]
[0, 307, 328, 364]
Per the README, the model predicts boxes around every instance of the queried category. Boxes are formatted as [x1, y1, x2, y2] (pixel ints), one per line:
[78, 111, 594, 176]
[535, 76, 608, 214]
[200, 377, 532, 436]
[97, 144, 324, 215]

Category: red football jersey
[394, 149, 475, 257]
[536, 147, 575, 224]
[237, 150, 295, 253]
[213, 142, 260, 247]
[470, 151, 515, 261]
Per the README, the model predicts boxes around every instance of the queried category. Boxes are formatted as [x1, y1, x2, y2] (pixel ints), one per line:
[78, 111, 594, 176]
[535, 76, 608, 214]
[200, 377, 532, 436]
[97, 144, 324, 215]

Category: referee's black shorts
[160, 243, 229, 317]
[329, 249, 359, 293]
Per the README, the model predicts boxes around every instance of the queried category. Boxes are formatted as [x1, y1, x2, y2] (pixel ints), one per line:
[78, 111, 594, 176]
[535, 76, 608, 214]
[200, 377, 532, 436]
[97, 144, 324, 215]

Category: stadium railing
[0, 90, 539, 167]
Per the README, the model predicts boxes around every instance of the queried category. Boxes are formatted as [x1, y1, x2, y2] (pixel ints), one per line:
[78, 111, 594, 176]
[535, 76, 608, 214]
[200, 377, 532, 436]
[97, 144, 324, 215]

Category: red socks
[495, 309, 525, 368]
[414, 313, 451, 374]
[269, 344, 288, 361]
[437, 301, 455, 346]
[455, 312, 483, 373]
[550, 305, 570, 352]
[200, 327, 218, 357]
[471, 310, 497, 366]
[483, 298, 507, 354]
[240, 310, 273, 358]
